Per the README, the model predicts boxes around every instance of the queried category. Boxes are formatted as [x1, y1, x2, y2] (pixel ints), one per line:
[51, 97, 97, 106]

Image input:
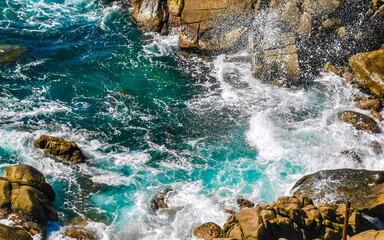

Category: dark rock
[236, 199, 255, 209]
[34, 135, 85, 163]
[341, 150, 362, 163]
[194, 222, 222, 239]
[371, 140, 382, 154]
[0, 44, 26, 65]
[150, 188, 172, 211]
[338, 111, 379, 132]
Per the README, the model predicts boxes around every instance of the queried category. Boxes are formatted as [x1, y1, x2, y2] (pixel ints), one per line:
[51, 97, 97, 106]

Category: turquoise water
[1, 0, 384, 239]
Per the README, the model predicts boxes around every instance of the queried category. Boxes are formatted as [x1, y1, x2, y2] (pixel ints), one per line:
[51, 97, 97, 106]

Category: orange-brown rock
[356, 99, 380, 110]
[236, 199, 255, 209]
[64, 228, 94, 240]
[194, 222, 222, 239]
[338, 111, 379, 132]
[34, 135, 84, 163]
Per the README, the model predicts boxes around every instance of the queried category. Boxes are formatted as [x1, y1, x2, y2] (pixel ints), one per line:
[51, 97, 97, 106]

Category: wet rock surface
[194, 222, 222, 239]
[0, 44, 26, 65]
[150, 188, 173, 211]
[34, 135, 85, 163]
[0, 164, 57, 240]
[338, 111, 379, 132]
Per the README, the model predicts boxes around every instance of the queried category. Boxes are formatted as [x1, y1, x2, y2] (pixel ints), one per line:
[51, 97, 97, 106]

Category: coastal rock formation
[292, 169, 384, 221]
[349, 230, 384, 240]
[64, 228, 95, 240]
[237, 198, 255, 209]
[0, 44, 26, 65]
[0, 223, 32, 240]
[349, 48, 384, 97]
[338, 111, 379, 132]
[128, 0, 384, 86]
[34, 135, 85, 163]
[219, 194, 374, 240]
[0, 164, 58, 239]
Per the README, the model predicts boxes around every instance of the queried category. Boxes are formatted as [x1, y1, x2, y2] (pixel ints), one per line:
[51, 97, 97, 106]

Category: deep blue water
[1, 0, 383, 239]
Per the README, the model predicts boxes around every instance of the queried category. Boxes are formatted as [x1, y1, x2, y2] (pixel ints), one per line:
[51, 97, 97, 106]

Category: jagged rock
[349, 49, 384, 97]
[194, 222, 222, 239]
[130, 0, 168, 32]
[348, 230, 384, 240]
[150, 188, 173, 211]
[0, 224, 32, 240]
[338, 111, 379, 132]
[236, 199, 255, 209]
[0, 44, 26, 65]
[71, 215, 88, 227]
[64, 228, 94, 240]
[0, 165, 58, 239]
[34, 135, 85, 163]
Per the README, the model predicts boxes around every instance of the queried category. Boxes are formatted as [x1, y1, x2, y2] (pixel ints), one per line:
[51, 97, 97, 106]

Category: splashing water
[1, 0, 384, 239]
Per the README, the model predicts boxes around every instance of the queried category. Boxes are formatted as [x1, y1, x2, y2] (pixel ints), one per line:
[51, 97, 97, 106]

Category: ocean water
[1, 0, 384, 239]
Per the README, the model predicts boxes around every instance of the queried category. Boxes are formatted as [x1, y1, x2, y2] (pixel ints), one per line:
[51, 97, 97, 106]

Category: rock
[0, 224, 32, 240]
[349, 49, 384, 97]
[372, 109, 383, 121]
[236, 199, 255, 209]
[348, 230, 384, 240]
[194, 222, 222, 239]
[71, 215, 88, 227]
[179, 0, 253, 53]
[292, 169, 384, 204]
[150, 188, 172, 211]
[371, 140, 382, 154]
[131, 0, 168, 33]
[356, 99, 380, 111]
[0, 165, 58, 239]
[341, 150, 362, 163]
[0, 44, 26, 65]
[64, 228, 94, 240]
[338, 111, 379, 132]
[34, 135, 85, 163]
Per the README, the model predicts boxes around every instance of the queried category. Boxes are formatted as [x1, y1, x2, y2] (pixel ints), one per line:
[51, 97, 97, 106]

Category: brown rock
[71, 215, 88, 227]
[34, 135, 84, 163]
[64, 228, 94, 240]
[0, 178, 11, 219]
[194, 222, 222, 239]
[372, 109, 382, 121]
[338, 111, 379, 132]
[0, 223, 32, 240]
[348, 230, 384, 240]
[150, 188, 172, 211]
[356, 98, 380, 110]
[236, 199, 255, 209]
[341, 150, 362, 163]
[349, 49, 384, 97]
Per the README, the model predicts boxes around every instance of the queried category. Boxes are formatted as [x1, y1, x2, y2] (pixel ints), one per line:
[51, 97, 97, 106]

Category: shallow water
[1, 0, 384, 239]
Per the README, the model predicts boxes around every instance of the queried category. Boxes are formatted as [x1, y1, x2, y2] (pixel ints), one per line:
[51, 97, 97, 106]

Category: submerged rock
[349, 49, 384, 97]
[64, 227, 94, 240]
[194, 222, 222, 239]
[150, 188, 173, 211]
[0, 44, 26, 65]
[34, 135, 85, 163]
[0, 164, 57, 239]
[338, 111, 379, 132]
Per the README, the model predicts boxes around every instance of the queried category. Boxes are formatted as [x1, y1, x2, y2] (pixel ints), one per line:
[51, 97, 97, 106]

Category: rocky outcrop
[0, 164, 58, 239]
[0, 44, 26, 65]
[349, 48, 384, 97]
[338, 111, 379, 132]
[34, 135, 85, 163]
[64, 228, 95, 240]
[128, 0, 384, 86]
[0, 223, 32, 240]
[219, 195, 374, 240]
[292, 169, 384, 221]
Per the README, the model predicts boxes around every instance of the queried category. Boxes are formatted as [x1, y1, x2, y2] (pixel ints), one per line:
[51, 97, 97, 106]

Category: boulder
[349, 49, 384, 97]
[194, 222, 222, 239]
[338, 111, 379, 132]
[71, 215, 88, 227]
[0, 165, 57, 239]
[150, 188, 173, 211]
[0, 224, 32, 240]
[356, 98, 381, 111]
[0, 44, 26, 65]
[34, 135, 85, 163]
